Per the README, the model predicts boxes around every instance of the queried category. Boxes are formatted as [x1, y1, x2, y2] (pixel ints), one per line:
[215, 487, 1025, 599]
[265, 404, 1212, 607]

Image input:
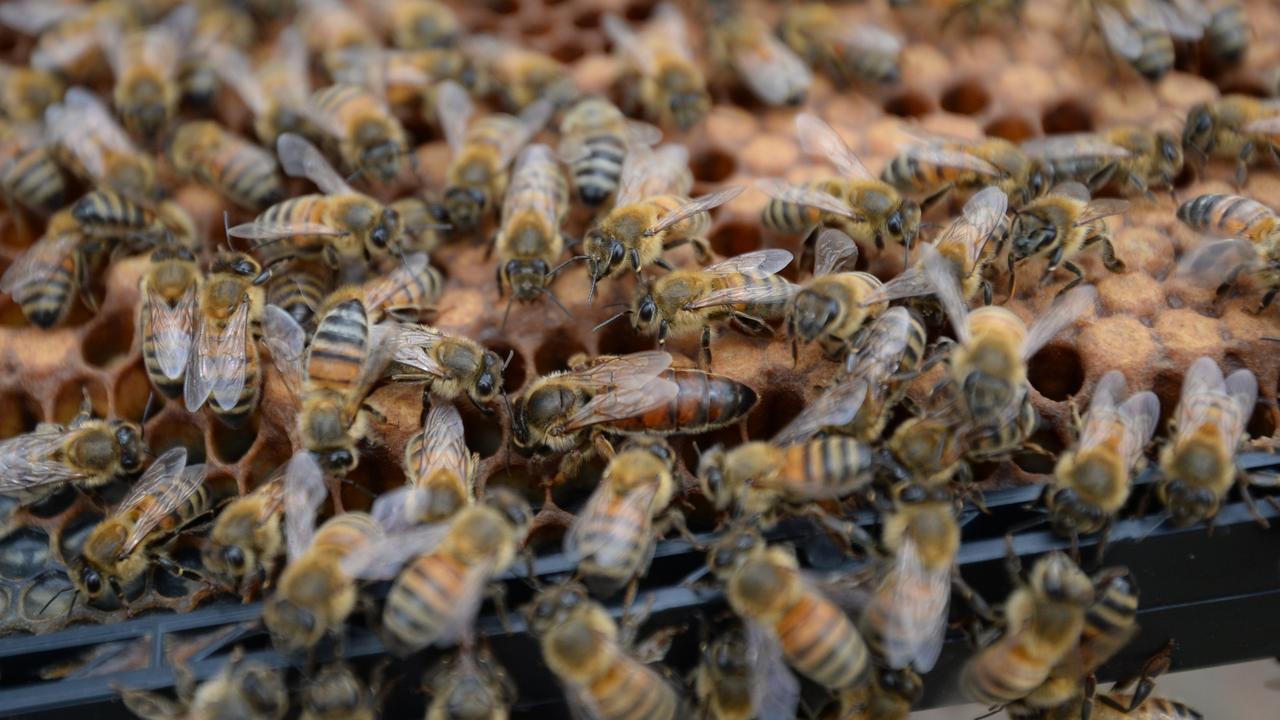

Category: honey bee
[179, 1, 254, 109]
[1177, 192, 1279, 245]
[495, 144, 572, 317]
[558, 95, 661, 207]
[203, 467, 286, 598]
[706, 0, 812, 106]
[168, 121, 286, 211]
[1182, 95, 1280, 186]
[620, 249, 795, 366]
[0, 120, 66, 216]
[1088, 0, 1207, 81]
[583, 144, 742, 301]
[464, 34, 577, 111]
[707, 527, 870, 712]
[437, 79, 552, 231]
[210, 28, 312, 145]
[70, 189, 195, 248]
[0, 62, 64, 122]
[362, 251, 444, 322]
[300, 663, 380, 720]
[760, 113, 921, 255]
[0, 210, 90, 328]
[0, 401, 144, 505]
[298, 0, 379, 63]
[228, 133, 405, 285]
[120, 648, 288, 720]
[1156, 356, 1264, 527]
[371, 0, 461, 50]
[883, 131, 1048, 209]
[324, 45, 467, 117]
[960, 552, 1095, 706]
[1022, 128, 1183, 199]
[692, 623, 754, 720]
[826, 666, 925, 720]
[106, 7, 189, 138]
[345, 488, 532, 656]
[390, 324, 507, 411]
[1005, 182, 1129, 297]
[184, 251, 268, 427]
[44, 86, 157, 200]
[1202, 0, 1247, 65]
[1048, 371, 1159, 542]
[567, 436, 679, 597]
[778, 4, 903, 86]
[138, 245, 201, 400]
[424, 646, 514, 720]
[526, 581, 681, 720]
[787, 229, 885, 362]
[1174, 193, 1280, 310]
[0, 0, 142, 83]
[74, 448, 211, 606]
[372, 401, 477, 532]
[267, 258, 332, 332]
[305, 82, 409, 183]
[603, 2, 710, 130]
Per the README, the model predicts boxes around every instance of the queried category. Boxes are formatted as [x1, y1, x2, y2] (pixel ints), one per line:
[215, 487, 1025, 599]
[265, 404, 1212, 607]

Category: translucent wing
[772, 377, 867, 447]
[340, 522, 451, 579]
[650, 2, 694, 61]
[276, 133, 352, 196]
[1241, 115, 1280, 135]
[0, 426, 92, 493]
[745, 620, 801, 720]
[184, 298, 250, 413]
[393, 324, 450, 379]
[625, 121, 663, 148]
[415, 402, 471, 486]
[643, 186, 744, 237]
[1088, 370, 1128, 414]
[205, 43, 269, 116]
[617, 144, 691, 205]
[683, 279, 796, 312]
[841, 23, 904, 57]
[148, 284, 197, 381]
[562, 376, 679, 432]
[702, 249, 794, 277]
[262, 304, 306, 398]
[732, 33, 812, 106]
[1022, 284, 1097, 360]
[1225, 368, 1259, 425]
[49, 87, 139, 185]
[226, 221, 346, 242]
[795, 113, 873, 179]
[1021, 134, 1133, 161]
[428, 563, 491, 647]
[1176, 238, 1258, 288]
[560, 351, 672, 389]
[0, 0, 83, 34]
[284, 451, 327, 561]
[602, 13, 655, 74]
[0, 231, 79, 296]
[1095, 4, 1144, 60]
[754, 179, 859, 220]
[1181, 356, 1226, 400]
[488, 100, 554, 169]
[268, 27, 310, 106]
[860, 267, 933, 305]
[1075, 198, 1130, 226]
[933, 185, 1007, 267]
[1145, 0, 1205, 39]
[922, 243, 971, 345]
[343, 320, 402, 419]
[122, 454, 206, 557]
[1111, 390, 1160, 464]
[565, 481, 658, 565]
[900, 144, 1002, 177]
[814, 229, 858, 277]
[436, 80, 474, 155]
[879, 534, 950, 672]
[365, 252, 433, 312]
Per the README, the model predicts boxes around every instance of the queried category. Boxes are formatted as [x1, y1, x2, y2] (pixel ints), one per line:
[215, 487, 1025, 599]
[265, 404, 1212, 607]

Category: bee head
[526, 582, 588, 636]
[471, 349, 506, 406]
[631, 292, 660, 333]
[482, 486, 533, 534]
[878, 667, 924, 703]
[707, 526, 762, 576]
[1182, 104, 1216, 159]
[1157, 132, 1184, 175]
[504, 258, 549, 302]
[1048, 486, 1108, 536]
[889, 199, 921, 245]
[318, 447, 357, 474]
[788, 288, 842, 343]
[665, 85, 709, 131]
[1010, 213, 1057, 259]
[696, 444, 732, 510]
[1032, 552, 1093, 606]
[444, 186, 488, 230]
[584, 229, 626, 281]
[264, 597, 320, 654]
[368, 207, 402, 252]
[77, 564, 105, 602]
[110, 421, 144, 473]
[238, 665, 287, 717]
[1162, 478, 1219, 527]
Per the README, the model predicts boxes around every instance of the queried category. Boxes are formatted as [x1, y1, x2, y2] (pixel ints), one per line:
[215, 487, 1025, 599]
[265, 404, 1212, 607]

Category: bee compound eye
[224, 546, 245, 570]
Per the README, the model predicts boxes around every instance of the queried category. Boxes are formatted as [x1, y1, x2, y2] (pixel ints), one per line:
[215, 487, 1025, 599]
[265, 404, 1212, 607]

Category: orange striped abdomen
[306, 298, 370, 394]
[773, 437, 874, 500]
[775, 591, 869, 690]
[383, 551, 469, 653]
[606, 369, 758, 436]
[586, 655, 679, 720]
[576, 493, 652, 583]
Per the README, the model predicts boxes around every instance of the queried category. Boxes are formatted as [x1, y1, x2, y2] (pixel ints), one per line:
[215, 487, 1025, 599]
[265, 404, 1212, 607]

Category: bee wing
[226, 221, 346, 242]
[0, 425, 94, 493]
[433, 562, 493, 647]
[616, 144, 691, 205]
[340, 522, 452, 579]
[941, 186, 1007, 267]
[0, 0, 83, 34]
[565, 481, 658, 565]
[881, 533, 951, 672]
[702, 248, 794, 276]
[625, 121, 663, 148]
[683, 276, 796, 311]
[744, 620, 801, 720]
[418, 401, 472, 483]
[212, 300, 253, 412]
[1021, 134, 1133, 161]
[205, 44, 269, 117]
[900, 142, 1002, 178]
[561, 350, 673, 390]
[340, 320, 404, 421]
[562, 376, 680, 433]
[1075, 198, 1130, 226]
[795, 113, 873, 180]
[121, 454, 206, 557]
[731, 34, 812, 106]
[491, 99, 554, 168]
[650, 2, 695, 61]
[276, 133, 353, 196]
[772, 377, 867, 447]
[1225, 367, 1259, 428]
[1095, 4, 1145, 60]
[602, 12, 656, 74]
[393, 332, 450, 380]
[0, 230, 79, 296]
[840, 23, 904, 57]
[270, 27, 310, 104]
[1143, 0, 1205, 39]
[1241, 115, 1280, 135]
[436, 80, 474, 156]
[365, 252, 432, 312]
[283, 451, 327, 562]
[642, 185, 744, 237]
[1022, 285, 1097, 360]
[921, 243, 971, 345]
[148, 284, 198, 381]
[262, 304, 307, 399]
[860, 266, 933, 305]
[813, 228, 859, 276]
[370, 486, 423, 534]
[1182, 355, 1226, 400]
[754, 179, 860, 220]
[1114, 390, 1161, 462]
[48, 87, 137, 184]
[1176, 237, 1258, 288]
[1088, 370, 1128, 414]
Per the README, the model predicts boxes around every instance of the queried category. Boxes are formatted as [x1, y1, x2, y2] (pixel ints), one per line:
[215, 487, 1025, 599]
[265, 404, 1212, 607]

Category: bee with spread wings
[372, 401, 478, 532]
[707, 0, 812, 106]
[44, 86, 156, 200]
[0, 405, 145, 506]
[184, 252, 268, 428]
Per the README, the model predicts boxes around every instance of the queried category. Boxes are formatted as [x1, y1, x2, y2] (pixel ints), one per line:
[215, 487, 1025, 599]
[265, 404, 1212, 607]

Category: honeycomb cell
[51, 378, 108, 425]
[1247, 398, 1277, 439]
[523, 17, 551, 36]
[149, 418, 208, 466]
[691, 148, 737, 183]
[81, 312, 134, 368]
[21, 572, 76, 620]
[112, 362, 152, 424]
[526, 522, 566, 555]
[940, 79, 991, 116]
[1041, 98, 1093, 134]
[246, 444, 291, 490]
[573, 9, 601, 28]
[746, 386, 804, 440]
[26, 485, 80, 520]
[708, 221, 763, 258]
[0, 389, 41, 439]
[1152, 369, 1184, 432]
[487, 340, 527, 392]
[1011, 426, 1066, 475]
[551, 41, 585, 63]
[458, 401, 503, 459]
[0, 294, 28, 328]
[1027, 343, 1085, 401]
[624, 0, 657, 21]
[550, 454, 605, 514]
[0, 528, 50, 580]
[482, 465, 544, 507]
[984, 115, 1038, 143]
[534, 326, 589, 375]
[884, 91, 934, 118]
[209, 412, 258, 465]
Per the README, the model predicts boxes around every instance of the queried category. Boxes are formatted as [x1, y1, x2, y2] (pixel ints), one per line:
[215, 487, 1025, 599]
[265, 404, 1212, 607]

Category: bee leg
[1098, 239, 1126, 274]
[629, 247, 643, 272]
[919, 184, 953, 214]
[1005, 249, 1019, 301]
[591, 432, 617, 462]
[1054, 261, 1085, 296]
[1236, 474, 1270, 528]
[1253, 287, 1279, 315]
[652, 257, 674, 272]
[487, 582, 513, 634]
[690, 237, 712, 263]
[619, 591, 656, 649]
[1081, 674, 1097, 720]
[661, 508, 703, 549]
[1235, 143, 1253, 188]
[730, 312, 771, 336]
[700, 324, 713, 368]
[1092, 522, 1113, 564]
[1119, 640, 1174, 712]
[1002, 534, 1025, 585]
[981, 279, 993, 306]
[952, 571, 997, 625]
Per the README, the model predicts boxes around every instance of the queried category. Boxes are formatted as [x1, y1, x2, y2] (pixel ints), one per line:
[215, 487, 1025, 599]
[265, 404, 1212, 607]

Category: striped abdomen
[0, 130, 65, 214]
[1131, 28, 1173, 81]
[267, 259, 330, 330]
[1073, 572, 1138, 672]
[133, 477, 216, 550]
[13, 236, 79, 329]
[310, 83, 388, 131]
[312, 512, 382, 563]
[1100, 695, 1202, 719]
[882, 152, 965, 194]
[761, 179, 841, 232]
[1206, 3, 1247, 64]
[772, 437, 874, 501]
[1177, 193, 1278, 244]
[383, 551, 470, 653]
[140, 294, 188, 398]
[708, 273, 793, 319]
[775, 589, 869, 690]
[560, 98, 630, 205]
[607, 369, 758, 436]
[306, 297, 371, 395]
[71, 190, 164, 240]
[363, 260, 442, 319]
[257, 195, 332, 261]
[583, 654, 679, 720]
[217, 327, 261, 427]
[173, 123, 284, 210]
[575, 490, 653, 586]
[648, 194, 709, 242]
[504, 147, 569, 228]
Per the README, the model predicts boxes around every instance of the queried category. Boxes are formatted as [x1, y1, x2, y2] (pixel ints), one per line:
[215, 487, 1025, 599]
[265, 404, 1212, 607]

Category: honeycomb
[0, 0, 1276, 664]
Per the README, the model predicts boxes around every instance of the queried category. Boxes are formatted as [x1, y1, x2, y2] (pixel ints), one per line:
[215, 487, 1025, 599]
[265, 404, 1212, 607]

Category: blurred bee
[390, 324, 507, 411]
[1156, 356, 1263, 527]
[178, 1, 254, 109]
[883, 132, 1048, 209]
[1174, 193, 1280, 310]
[706, 0, 812, 106]
[300, 663, 380, 720]
[511, 351, 758, 461]
[583, 144, 742, 301]
[0, 400, 144, 505]
[884, 409, 971, 490]
[566, 436, 679, 598]
[210, 28, 312, 145]
[824, 666, 924, 720]
[44, 86, 157, 200]
[372, 401, 477, 532]
[707, 527, 869, 714]
[424, 646, 514, 720]
[603, 3, 709, 130]
[0, 0, 142, 83]
[495, 144, 572, 318]
[266, 258, 331, 332]
[1022, 127, 1183, 198]
[1088, 0, 1206, 81]
[228, 134, 404, 285]
[298, 0, 379, 64]
[306, 82, 409, 183]
[74, 448, 210, 606]
[692, 623, 754, 720]
[346, 488, 532, 656]
[120, 648, 288, 720]
[1182, 95, 1280, 185]
[759, 113, 921, 255]
[779, 5, 903, 86]
[0, 62, 64, 122]
[1202, 0, 1246, 65]
[363, 251, 444, 322]
[0, 210, 89, 328]
[1177, 192, 1279, 245]
[263, 452, 382, 655]
[184, 251, 268, 427]
[464, 34, 577, 111]
[960, 552, 1095, 706]
[437, 80, 552, 231]
[889, 0, 1028, 27]
[786, 229, 885, 362]
[1005, 182, 1129, 297]
[203, 468, 286, 598]
[558, 95, 662, 207]
[619, 248, 794, 366]
[1047, 371, 1159, 543]
[70, 189, 195, 247]
[370, 0, 461, 50]
[168, 121, 286, 211]
[138, 245, 201, 400]
[526, 581, 680, 720]
[0, 120, 67, 216]
[106, 7, 190, 138]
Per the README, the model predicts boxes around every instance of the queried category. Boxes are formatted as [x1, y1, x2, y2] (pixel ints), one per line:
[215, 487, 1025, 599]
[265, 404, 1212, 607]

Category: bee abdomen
[589, 659, 678, 720]
[307, 299, 370, 389]
[572, 134, 627, 205]
[211, 343, 260, 427]
[0, 145, 65, 214]
[71, 190, 155, 237]
[783, 437, 875, 496]
[1207, 5, 1247, 64]
[1132, 29, 1174, 80]
[1177, 193, 1272, 240]
[384, 555, 465, 652]
[761, 181, 829, 233]
[613, 369, 758, 436]
[140, 303, 185, 397]
[776, 593, 869, 690]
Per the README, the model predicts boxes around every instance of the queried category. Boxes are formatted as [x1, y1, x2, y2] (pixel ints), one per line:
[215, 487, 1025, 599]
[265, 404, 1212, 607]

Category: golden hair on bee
[185, 251, 267, 428]
[168, 121, 286, 211]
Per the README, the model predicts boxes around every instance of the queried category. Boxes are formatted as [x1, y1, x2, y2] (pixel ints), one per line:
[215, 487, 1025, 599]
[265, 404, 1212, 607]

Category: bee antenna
[501, 348, 515, 369]
[222, 211, 237, 251]
[547, 255, 588, 280]
[592, 309, 630, 333]
[541, 288, 574, 320]
[499, 295, 515, 334]
[140, 391, 157, 434]
[587, 274, 599, 307]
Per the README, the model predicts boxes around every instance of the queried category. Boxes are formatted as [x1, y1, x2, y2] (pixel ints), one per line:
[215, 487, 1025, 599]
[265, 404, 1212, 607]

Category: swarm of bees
[0, 0, 1276, 718]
